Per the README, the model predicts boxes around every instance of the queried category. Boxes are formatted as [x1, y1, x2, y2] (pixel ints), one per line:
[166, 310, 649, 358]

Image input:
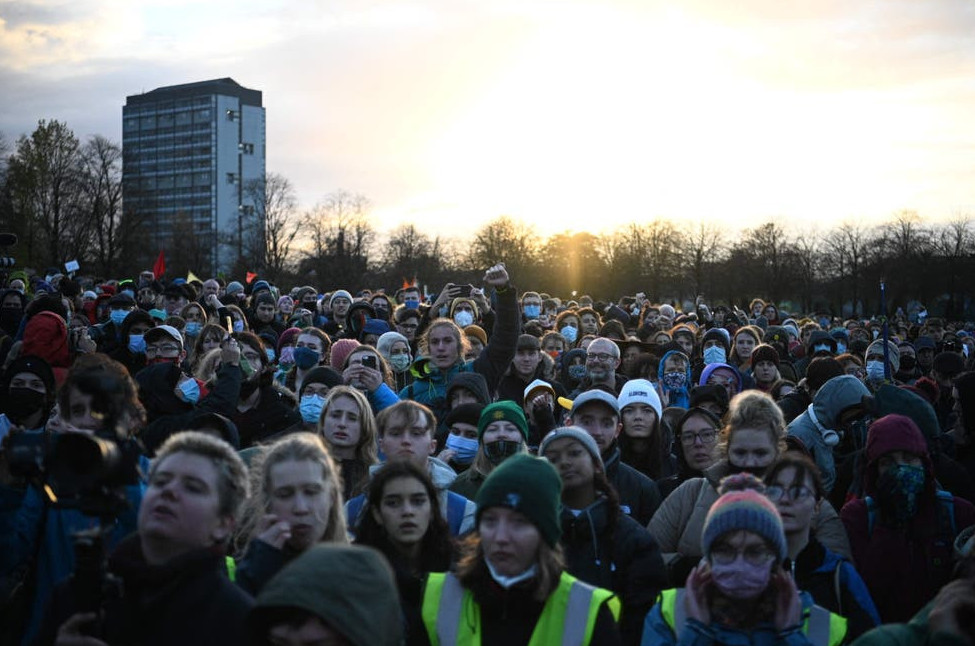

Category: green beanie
[477, 400, 529, 440]
[475, 454, 562, 547]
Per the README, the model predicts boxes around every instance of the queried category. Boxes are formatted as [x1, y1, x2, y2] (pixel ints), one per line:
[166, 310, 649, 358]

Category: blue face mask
[835, 342, 847, 354]
[300, 394, 325, 423]
[661, 371, 688, 390]
[454, 311, 474, 328]
[266, 348, 276, 362]
[294, 346, 321, 370]
[568, 364, 587, 380]
[865, 360, 886, 382]
[110, 309, 129, 327]
[560, 326, 579, 343]
[813, 343, 833, 355]
[233, 320, 245, 333]
[445, 434, 479, 464]
[523, 304, 541, 319]
[389, 353, 412, 372]
[128, 334, 146, 354]
[405, 299, 419, 310]
[177, 378, 200, 404]
[703, 345, 726, 365]
[184, 321, 202, 337]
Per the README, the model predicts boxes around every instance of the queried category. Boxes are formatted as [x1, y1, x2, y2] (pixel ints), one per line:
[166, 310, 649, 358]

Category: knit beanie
[702, 327, 731, 352]
[478, 401, 529, 440]
[475, 454, 562, 547]
[805, 357, 844, 391]
[330, 289, 353, 308]
[865, 339, 901, 373]
[444, 402, 484, 428]
[464, 325, 487, 347]
[330, 338, 361, 370]
[701, 479, 787, 561]
[750, 344, 780, 367]
[618, 378, 662, 420]
[538, 426, 603, 469]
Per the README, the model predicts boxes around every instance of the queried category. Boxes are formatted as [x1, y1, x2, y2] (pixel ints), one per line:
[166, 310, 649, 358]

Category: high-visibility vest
[658, 588, 847, 646]
[422, 571, 620, 646]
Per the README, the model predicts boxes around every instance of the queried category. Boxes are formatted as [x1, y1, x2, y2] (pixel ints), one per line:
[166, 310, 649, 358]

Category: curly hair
[716, 390, 787, 460]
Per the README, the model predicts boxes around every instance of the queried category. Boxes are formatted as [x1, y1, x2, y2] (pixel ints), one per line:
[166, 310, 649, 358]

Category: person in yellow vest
[642, 473, 847, 646]
[421, 453, 622, 645]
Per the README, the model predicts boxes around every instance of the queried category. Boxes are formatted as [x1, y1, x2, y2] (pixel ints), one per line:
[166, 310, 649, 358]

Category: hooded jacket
[787, 375, 870, 494]
[658, 350, 692, 408]
[840, 414, 975, 623]
[21, 311, 70, 386]
[604, 442, 662, 526]
[560, 497, 667, 645]
[649, 460, 853, 585]
[249, 544, 403, 646]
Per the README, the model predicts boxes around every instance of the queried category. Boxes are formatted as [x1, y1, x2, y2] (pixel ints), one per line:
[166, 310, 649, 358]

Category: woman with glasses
[649, 391, 852, 585]
[643, 473, 848, 646]
[764, 454, 880, 640]
[657, 407, 721, 498]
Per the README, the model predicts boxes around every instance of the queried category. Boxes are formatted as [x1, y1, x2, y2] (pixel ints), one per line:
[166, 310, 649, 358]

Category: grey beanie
[538, 426, 603, 468]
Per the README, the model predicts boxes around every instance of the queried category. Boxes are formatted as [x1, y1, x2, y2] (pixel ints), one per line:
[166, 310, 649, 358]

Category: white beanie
[618, 378, 662, 419]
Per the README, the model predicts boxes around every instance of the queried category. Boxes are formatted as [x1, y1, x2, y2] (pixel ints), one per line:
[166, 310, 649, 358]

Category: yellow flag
[187, 270, 201, 283]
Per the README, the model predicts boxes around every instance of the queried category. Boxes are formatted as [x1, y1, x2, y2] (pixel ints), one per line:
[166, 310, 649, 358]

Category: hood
[864, 413, 932, 496]
[871, 384, 941, 455]
[446, 371, 490, 405]
[811, 375, 870, 428]
[22, 311, 70, 369]
[806, 330, 836, 355]
[560, 347, 588, 383]
[698, 362, 742, 393]
[250, 544, 402, 646]
[427, 455, 458, 489]
[658, 349, 692, 383]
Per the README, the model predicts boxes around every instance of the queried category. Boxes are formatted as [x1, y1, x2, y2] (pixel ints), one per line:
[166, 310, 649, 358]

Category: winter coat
[784, 536, 880, 640]
[398, 286, 519, 420]
[847, 599, 955, 646]
[841, 413, 975, 623]
[560, 496, 667, 645]
[234, 536, 302, 597]
[788, 375, 871, 494]
[346, 456, 476, 535]
[231, 383, 302, 448]
[604, 443, 662, 526]
[21, 312, 70, 386]
[649, 461, 853, 586]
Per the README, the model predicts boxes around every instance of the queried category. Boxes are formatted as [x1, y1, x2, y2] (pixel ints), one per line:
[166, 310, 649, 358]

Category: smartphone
[361, 355, 377, 369]
[455, 284, 473, 297]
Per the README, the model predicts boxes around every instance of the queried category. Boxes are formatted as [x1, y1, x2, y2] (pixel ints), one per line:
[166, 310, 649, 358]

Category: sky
[3, 0, 975, 238]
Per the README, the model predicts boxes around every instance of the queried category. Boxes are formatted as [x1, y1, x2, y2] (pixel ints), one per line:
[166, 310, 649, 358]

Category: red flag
[246, 272, 258, 284]
[401, 278, 411, 289]
[152, 250, 165, 279]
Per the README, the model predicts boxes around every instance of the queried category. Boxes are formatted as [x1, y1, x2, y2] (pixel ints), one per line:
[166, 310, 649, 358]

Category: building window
[239, 142, 254, 155]
[226, 173, 237, 184]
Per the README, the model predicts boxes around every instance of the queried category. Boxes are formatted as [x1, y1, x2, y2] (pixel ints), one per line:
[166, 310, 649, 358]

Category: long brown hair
[455, 532, 565, 602]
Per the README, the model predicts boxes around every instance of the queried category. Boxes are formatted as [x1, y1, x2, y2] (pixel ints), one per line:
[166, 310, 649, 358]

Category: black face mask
[0, 307, 23, 334]
[899, 356, 917, 371]
[483, 440, 522, 465]
[6, 387, 47, 424]
[726, 462, 769, 478]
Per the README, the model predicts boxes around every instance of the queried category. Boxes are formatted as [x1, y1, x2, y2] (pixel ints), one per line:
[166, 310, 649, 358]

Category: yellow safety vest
[658, 588, 847, 646]
[422, 571, 620, 646]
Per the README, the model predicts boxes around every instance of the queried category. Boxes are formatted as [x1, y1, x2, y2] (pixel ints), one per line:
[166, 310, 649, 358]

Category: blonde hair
[419, 319, 471, 363]
[236, 433, 349, 552]
[317, 386, 379, 467]
[716, 390, 787, 459]
[151, 431, 248, 520]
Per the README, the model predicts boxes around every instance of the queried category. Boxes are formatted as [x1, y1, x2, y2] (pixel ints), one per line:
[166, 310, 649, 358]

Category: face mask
[239, 355, 256, 378]
[485, 560, 538, 589]
[454, 311, 474, 328]
[900, 356, 916, 371]
[523, 304, 540, 319]
[661, 371, 687, 389]
[560, 326, 578, 343]
[390, 354, 412, 372]
[293, 346, 321, 370]
[176, 379, 201, 404]
[703, 346, 726, 365]
[184, 321, 202, 337]
[813, 343, 832, 355]
[109, 309, 129, 327]
[405, 299, 419, 310]
[483, 439, 521, 465]
[875, 463, 925, 525]
[265, 348, 276, 362]
[279, 346, 295, 366]
[6, 388, 46, 424]
[872, 329, 880, 339]
[709, 558, 773, 600]
[835, 341, 847, 354]
[865, 360, 886, 382]
[299, 394, 325, 423]
[0, 308, 23, 332]
[232, 320, 245, 333]
[568, 364, 587, 381]
[128, 334, 146, 354]
[445, 434, 479, 464]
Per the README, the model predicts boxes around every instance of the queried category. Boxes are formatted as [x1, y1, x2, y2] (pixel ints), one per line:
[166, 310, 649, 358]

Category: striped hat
[701, 483, 787, 561]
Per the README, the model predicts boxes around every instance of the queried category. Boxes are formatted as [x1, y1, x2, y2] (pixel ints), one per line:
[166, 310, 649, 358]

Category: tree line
[1, 120, 973, 319]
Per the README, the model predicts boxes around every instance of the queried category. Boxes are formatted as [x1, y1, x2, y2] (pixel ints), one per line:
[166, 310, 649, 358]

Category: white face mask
[485, 560, 538, 589]
[454, 311, 474, 328]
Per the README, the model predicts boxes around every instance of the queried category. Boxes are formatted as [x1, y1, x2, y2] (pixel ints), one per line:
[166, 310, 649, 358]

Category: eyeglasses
[765, 485, 814, 503]
[710, 544, 776, 566]
[707, 377, 735, 388]
[680, 429, 717, 445]
[587, 352, 618, 362]
[146, 344, 180, 356]
[398, 323, 419, 330]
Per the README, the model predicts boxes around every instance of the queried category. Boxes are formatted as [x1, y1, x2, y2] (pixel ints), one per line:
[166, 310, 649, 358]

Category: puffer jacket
[648, 461, 852, 585]
[561, 496, 667, 646]
[788, 375, 871, 494]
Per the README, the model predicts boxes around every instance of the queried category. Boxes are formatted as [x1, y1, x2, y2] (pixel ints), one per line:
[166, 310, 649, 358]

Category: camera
[361, 355, 377, 369]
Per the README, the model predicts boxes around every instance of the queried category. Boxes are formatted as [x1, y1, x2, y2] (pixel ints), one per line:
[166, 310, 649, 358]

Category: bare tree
[468, 216, 539, 280]
[684, 221, 724, 300]
[243, 172, 302, 283]
[302, 189, 374, 289]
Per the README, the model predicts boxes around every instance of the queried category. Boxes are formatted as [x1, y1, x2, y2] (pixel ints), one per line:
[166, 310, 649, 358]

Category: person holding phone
[342, 345, 400, 414]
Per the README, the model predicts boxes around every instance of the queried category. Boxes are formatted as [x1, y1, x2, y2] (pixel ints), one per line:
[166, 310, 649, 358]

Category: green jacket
[850, 600, 970, 646]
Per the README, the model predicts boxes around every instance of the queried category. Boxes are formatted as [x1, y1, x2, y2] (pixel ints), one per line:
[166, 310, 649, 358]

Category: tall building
[122, 78, 265, 275]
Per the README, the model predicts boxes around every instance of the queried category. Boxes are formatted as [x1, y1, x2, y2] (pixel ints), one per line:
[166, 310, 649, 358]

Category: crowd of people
[0, 264, 974, 645]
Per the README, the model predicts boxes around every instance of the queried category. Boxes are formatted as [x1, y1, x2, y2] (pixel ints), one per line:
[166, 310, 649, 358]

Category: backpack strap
[832, 561, 843, 617]
[865, 496, 876, 537]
